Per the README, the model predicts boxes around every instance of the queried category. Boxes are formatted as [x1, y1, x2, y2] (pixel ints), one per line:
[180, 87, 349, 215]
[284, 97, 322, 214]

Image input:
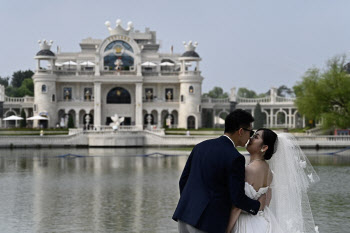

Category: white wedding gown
[232, 182, 283, 233]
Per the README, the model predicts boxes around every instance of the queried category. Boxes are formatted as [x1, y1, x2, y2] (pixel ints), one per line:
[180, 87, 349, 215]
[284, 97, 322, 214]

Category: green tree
[20, 109, 26, 128]
[254, 102, 265, 129]
[16, 79, 34, 97]
[237, 88, 258, 98]
[203, 86, 228, 98]
[5, 86, 17, 97]
[67, 114, 75, 128]
[0, 76, 9, 87]
[277, 85, 294, 97]
[293, 56, 350, 129]
[11, 70, 34, 88]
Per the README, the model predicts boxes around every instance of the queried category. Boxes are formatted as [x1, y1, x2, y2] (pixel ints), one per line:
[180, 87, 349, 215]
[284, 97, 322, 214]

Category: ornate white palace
[0, 20, 303, 130]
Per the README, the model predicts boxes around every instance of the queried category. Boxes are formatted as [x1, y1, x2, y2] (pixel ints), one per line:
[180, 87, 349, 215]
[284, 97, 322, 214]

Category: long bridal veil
[268, 133, 320, 233]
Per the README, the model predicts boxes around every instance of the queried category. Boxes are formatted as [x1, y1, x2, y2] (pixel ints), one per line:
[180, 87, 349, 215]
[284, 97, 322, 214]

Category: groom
[172, 109, 266, 233]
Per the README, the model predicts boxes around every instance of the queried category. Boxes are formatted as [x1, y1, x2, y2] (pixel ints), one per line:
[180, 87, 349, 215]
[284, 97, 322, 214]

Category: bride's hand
[258, 193, 266, 211]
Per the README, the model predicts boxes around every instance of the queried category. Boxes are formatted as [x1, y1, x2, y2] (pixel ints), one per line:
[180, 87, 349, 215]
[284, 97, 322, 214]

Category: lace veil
[268, 133, 320, 233]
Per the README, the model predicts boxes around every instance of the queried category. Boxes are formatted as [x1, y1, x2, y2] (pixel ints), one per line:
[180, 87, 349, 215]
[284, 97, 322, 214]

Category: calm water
[0, 148, 349, 233]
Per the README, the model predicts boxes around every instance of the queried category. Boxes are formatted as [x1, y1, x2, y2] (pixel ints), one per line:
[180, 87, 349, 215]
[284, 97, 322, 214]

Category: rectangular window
[145, 88, 153, 101]
[165, 88, 173, 101]
[84, 88, 93, 101]
[63, 87, 72, 100]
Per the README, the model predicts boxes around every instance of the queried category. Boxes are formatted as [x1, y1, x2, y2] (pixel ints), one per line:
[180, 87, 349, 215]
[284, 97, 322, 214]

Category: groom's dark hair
[224, 109, 254, 134]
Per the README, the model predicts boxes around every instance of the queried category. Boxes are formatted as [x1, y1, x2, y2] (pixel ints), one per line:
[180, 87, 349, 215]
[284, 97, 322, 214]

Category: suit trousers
[178, 220, 208, 233]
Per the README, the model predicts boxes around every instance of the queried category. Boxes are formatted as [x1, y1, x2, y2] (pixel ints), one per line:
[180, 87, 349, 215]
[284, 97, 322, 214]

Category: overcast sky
[1, 0, 350, 94]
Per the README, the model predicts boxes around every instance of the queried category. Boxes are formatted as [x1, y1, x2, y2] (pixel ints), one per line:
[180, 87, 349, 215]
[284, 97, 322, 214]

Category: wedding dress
[232, 133, 320, 233]
[232, 182, 283, 233]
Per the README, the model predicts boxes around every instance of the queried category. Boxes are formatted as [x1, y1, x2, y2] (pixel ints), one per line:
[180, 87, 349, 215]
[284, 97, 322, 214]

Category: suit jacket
[172, 136, 260, 233]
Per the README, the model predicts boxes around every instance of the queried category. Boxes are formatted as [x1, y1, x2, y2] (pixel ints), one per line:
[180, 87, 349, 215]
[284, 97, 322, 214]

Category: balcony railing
[201, 98, 229, 103]
[160, 71, 180, 76]
[54, 70, 77, 75]
[182, 71, 201, 75]
[78, 71, 95, 75]
[237, 96, 271, 103]
[143, 98, 178, 103]
[101, 70, 137, 75]
[57, 98, 94, 102]
[5, 96, 34, 103]
[142, 71, 159, 76]
[276, 96, 295, 102]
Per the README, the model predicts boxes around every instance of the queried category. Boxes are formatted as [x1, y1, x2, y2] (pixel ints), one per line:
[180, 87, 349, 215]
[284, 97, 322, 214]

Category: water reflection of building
[0, 20, 303, 129]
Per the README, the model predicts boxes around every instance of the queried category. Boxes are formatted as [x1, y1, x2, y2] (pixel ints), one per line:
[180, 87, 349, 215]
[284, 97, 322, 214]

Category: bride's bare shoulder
[246, 162, 272, 186]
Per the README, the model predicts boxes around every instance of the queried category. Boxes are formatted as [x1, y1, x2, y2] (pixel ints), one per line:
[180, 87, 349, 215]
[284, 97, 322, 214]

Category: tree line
[0, 70, 34, 97]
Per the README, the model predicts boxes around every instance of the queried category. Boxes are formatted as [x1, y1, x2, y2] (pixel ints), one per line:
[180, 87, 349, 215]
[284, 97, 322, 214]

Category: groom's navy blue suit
[173, 136, 260, 233]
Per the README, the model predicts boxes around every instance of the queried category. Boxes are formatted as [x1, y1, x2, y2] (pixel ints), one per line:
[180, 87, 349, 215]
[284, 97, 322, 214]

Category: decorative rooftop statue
[183, 41, 198, 51]
[38, 39, 53, 50]
[105, 19, 134, 36]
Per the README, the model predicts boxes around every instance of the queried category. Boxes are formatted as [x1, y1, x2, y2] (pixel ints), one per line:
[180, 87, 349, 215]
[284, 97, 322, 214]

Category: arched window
[189, 86, 194, 94]
[144, 114, 154, 125]
[181, 95, 184, 102]
[107, 87, 131, 104]
[187, 116, 196, 129]
[52, 94, 55, 102]
[104, 40, 134, 70]
[42, 85, 47, 93]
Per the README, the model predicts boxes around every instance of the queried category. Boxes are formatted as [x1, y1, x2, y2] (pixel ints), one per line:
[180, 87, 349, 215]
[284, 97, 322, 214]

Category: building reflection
[0, 148, 187, 232]
[0, 148, 348, 232]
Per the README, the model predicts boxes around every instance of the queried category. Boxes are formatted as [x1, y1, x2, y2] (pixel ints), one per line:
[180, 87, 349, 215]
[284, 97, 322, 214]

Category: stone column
[157, 111, 162, 129]
[135, 83, 143, 129]
[270, 109, 274, 128]
[213, 110, 216, 128]
[157, 83, 161, 101]
[76, 112, 80, 128]
[94, 82, 101, 130]
[288, 108, 292, 128]
[36, 60, 40, 72]
[50, 60, 54, 74]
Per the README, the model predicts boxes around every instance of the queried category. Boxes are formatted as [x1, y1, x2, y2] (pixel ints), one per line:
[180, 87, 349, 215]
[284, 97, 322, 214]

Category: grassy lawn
[0, 128, 69, 136]
[0, 133, 68, 136]
[0, 128, 69, 131]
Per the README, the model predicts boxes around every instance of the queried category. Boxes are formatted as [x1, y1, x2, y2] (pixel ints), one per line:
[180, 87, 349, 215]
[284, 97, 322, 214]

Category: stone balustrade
[0, 132, 349, 148]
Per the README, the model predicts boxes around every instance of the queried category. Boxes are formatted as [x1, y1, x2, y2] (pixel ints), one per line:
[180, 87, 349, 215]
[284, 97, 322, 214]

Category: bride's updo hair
[257, 128, 278, 160]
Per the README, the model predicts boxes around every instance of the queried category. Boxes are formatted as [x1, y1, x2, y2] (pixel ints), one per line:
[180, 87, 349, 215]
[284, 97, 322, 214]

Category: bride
[226, 129, 319, 233]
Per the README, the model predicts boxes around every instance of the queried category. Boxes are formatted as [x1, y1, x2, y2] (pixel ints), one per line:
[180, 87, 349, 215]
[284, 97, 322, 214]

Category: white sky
[1, 0, 350, 94]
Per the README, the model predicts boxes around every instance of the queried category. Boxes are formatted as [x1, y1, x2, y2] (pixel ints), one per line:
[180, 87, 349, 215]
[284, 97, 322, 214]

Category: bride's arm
[266, 187, 272, 206]
[226, 206, 241, 233]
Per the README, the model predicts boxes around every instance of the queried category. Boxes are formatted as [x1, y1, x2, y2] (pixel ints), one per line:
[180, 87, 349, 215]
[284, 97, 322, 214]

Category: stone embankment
[0, 130, 349, 148]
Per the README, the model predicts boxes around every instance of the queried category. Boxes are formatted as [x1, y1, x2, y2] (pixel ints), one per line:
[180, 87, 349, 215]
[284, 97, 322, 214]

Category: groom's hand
[258, 193, 266, 211]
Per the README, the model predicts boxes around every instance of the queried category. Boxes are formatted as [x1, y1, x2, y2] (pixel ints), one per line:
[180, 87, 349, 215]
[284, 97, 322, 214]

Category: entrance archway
[187, 116, 196, 129]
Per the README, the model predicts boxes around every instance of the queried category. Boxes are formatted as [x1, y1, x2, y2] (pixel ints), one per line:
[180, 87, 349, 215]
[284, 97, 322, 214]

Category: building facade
[0, 20, 302, 129]
[31, 20, 203, 129]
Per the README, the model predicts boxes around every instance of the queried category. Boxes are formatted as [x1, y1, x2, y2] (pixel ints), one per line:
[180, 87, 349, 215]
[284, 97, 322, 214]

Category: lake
[0, 147, 349, 233]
